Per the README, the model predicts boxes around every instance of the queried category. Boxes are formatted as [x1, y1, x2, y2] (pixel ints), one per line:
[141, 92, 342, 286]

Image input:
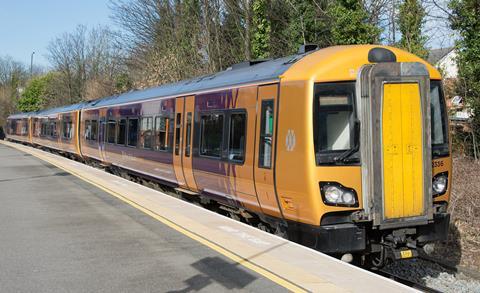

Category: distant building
[428, 47, 472, 127]
[428, 47, 458, 79]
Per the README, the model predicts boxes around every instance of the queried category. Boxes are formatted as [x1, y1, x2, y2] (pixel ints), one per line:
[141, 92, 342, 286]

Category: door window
[185, 113, 192, 157]
[259, 101, 274, 168]
[175, 113, 182, 155]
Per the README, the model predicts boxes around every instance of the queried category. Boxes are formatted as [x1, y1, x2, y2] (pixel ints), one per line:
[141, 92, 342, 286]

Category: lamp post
[30, 51, 35, 77]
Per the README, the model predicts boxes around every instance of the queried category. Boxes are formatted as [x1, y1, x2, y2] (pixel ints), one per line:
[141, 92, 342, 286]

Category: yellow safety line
[4, 142, 307, 293]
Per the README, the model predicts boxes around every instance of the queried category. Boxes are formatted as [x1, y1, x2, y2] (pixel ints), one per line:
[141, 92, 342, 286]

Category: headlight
[320, 182, 359, 207]
[432, 172, 448, 197]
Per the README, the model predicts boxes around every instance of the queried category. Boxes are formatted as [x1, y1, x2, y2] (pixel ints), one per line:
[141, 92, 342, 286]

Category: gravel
[383, 258, 480, 293]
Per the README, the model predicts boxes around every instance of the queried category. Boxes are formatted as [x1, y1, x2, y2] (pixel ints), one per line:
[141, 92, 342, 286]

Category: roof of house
[428, 47, 454, 65]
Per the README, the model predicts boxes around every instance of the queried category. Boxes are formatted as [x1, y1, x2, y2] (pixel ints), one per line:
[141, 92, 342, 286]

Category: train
[5, 45, 451, 267]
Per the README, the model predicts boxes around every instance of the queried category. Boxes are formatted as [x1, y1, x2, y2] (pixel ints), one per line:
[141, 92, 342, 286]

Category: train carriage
[6, 45, 452, 266]
[5, 113, 32, 144]
[28, 103, 84, 157]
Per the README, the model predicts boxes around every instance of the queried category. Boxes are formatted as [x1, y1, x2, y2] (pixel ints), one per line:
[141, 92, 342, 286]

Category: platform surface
[0, 141, 417, 292]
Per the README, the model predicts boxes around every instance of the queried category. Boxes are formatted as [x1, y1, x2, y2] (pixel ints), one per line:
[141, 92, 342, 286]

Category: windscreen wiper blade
[333, 146, 359, 163]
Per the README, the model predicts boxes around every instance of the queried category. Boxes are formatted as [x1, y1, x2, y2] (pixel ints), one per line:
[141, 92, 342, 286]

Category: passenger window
[185, 113, 192, 157]
[259, 101, 274, 168]
[175, 113, 181, 155]
[51, 121, 58, 138]
[200, 113, 224, 158]
[141, 117, 153, 149]
[127, 118, 139, 147]
[85, 120, 91, 140]
[107, 120, 116, 144]
[228, 113, 246, 163]
[117, 119, 126, 145]
[91, 120, 98, 141]
[62, 118, 73, 140]
[155, 116, 170, 151]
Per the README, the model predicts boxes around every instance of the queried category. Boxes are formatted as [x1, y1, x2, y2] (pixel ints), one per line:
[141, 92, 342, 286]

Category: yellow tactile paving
[1, 140, 417, 293]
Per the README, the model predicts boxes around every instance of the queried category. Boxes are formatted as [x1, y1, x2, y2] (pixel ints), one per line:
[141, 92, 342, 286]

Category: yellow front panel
[382, 83, 424, 219]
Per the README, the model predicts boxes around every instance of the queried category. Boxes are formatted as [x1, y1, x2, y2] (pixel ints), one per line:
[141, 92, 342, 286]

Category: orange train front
[5, 45, 451, 266]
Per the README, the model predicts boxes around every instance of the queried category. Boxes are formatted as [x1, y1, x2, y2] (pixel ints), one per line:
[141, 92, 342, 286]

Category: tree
[251, 0, 270, 59]
[47, 25, 127, 103]
[327, 0, 381, 45]
[397, 0, 428, 58]
[0, 56, 27, 126]
[450, 0, 480, 155]
[17, 74, 55, 112]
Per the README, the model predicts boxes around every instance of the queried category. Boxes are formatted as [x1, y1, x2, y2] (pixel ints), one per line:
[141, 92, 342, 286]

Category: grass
[433, 155, 480, 271]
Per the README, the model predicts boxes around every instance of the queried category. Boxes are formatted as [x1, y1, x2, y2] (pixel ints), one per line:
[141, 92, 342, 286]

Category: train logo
[286, 129, 296, 151]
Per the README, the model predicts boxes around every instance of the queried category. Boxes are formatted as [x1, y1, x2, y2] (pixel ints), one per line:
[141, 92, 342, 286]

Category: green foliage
[252, 0, 271, 59]
[17, 73, 55, 112]
[398, 0, 428, 59]
[450, 0, 480, 152]
[115, 73, 133, 93]
[327, 0, 381, 45]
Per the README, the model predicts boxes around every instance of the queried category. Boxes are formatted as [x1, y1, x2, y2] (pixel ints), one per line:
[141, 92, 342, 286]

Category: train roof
[35, 102, 87, 117]
[7, 45, 442, 119]
[82, 54, 301, 109]
[7, 112, 36, 119]
[7, 102, 87, 120]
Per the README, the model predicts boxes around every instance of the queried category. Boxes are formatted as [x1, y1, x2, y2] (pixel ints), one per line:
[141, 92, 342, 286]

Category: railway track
[372, 269, 442, 293]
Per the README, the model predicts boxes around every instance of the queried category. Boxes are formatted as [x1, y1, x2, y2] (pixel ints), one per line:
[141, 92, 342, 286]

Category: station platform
[0, 141, 417, 292]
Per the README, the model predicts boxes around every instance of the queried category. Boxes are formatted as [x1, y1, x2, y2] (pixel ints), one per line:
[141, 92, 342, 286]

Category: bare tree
[47, 25, 126, 103]
[0, 56, 27, 126]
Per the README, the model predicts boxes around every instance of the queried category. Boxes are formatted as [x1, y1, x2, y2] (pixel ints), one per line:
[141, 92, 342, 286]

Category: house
[428, 47, 458, 79]
[428, 47, 472, 128]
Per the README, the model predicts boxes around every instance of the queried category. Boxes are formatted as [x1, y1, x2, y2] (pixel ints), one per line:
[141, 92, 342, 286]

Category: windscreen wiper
[333, 120, 360, 164]
[333, 145, 359, 163]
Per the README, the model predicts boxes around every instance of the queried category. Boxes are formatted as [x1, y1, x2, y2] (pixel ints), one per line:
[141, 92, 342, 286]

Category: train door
[173, 97, 187, 187]
[28, 117, 33, 144]
[181, 96, 198, 191]
[254, 84, 282, 218]
[98, 116, 107, 162]
[358, 62, 432, 228]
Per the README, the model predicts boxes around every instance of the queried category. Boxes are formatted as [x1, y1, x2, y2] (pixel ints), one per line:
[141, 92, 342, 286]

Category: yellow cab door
[358, 62, 432, 228]
[181, 96, 198, 191]
[173, 97, 187, 188]
[382, 83, 424, 219]
[254, 84, 282, 218]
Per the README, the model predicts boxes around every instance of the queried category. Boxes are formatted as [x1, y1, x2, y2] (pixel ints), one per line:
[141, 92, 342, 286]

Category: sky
[0, 0, 114, 68]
